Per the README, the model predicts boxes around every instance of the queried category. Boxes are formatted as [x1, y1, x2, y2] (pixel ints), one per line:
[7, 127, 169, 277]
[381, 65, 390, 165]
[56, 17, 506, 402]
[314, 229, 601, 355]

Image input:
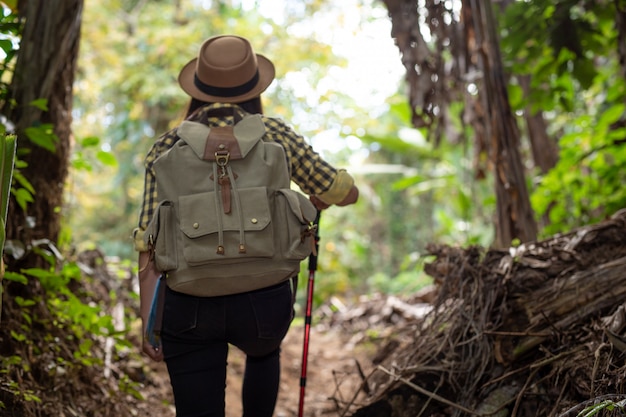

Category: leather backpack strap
[203, 126, 243, 161]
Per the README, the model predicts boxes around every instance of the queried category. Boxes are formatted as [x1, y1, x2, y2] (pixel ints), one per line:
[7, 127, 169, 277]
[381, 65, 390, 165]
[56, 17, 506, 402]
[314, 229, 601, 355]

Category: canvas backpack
[143, 110, 318, 297]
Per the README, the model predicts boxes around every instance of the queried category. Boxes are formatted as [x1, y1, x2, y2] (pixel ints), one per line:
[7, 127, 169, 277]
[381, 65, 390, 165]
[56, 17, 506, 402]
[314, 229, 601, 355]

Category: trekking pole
[298, 210, 321, 417]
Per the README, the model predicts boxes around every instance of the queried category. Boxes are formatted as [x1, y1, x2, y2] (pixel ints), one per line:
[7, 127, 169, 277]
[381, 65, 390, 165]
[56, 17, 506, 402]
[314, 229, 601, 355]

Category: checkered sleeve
[263, 117, 338, 195]
[133, 129, 179, 251]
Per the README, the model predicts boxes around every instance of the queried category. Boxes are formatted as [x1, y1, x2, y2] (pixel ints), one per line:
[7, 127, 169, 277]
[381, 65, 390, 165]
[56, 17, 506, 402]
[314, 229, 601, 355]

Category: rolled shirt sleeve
[315, 169, 355, 205]
[132, 227, 147, 252]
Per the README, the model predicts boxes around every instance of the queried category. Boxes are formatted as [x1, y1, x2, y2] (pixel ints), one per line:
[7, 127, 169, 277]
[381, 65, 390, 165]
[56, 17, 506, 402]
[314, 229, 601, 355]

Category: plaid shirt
[136, 103, 338, 232]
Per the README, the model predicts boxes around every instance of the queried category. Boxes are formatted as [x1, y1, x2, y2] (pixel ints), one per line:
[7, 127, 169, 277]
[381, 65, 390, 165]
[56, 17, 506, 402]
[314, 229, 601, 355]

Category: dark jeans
[160, 279, 296, 417]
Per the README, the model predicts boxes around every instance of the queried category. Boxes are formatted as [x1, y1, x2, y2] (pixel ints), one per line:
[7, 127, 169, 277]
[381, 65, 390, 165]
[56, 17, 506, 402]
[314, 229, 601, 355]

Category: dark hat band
[193, 70, 260, 98]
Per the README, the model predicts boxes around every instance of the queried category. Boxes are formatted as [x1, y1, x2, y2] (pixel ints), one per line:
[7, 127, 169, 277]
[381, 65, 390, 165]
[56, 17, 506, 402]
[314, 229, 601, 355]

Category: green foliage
[360, 99, 495, 247]
[24, 123, 58, 152]
[0, 375, 42, 406]
[500, 0, 626, 236]
[10, 251, 119, 350]
[577, 398, 626, 417]
[8, 164, 34, 212]
[0, 2, 147, 412]
[118, 374, 144, 401]
[2, 246, 140, 408]
[0, 133, 16, 241]
[0, 6, 27, 218]
[0, 133, 17, 321]
[367, 267, 433, 295]
[18, 99, 60, 154]
[532, 103, 626, 235]
[0, 4, 20, 107]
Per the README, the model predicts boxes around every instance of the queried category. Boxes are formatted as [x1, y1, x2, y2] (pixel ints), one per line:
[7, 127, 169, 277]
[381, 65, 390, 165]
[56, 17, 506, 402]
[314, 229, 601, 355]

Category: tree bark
[3, 0, 83, 268]
[509, 256, 626, 360]
[463, 0, 537, 247]
[616, 0, 626, 80]
[518, 76, 558, 174]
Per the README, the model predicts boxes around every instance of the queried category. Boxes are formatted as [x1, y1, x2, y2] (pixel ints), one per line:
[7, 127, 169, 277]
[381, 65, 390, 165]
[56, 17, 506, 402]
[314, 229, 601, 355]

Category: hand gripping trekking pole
[298, 210, 321, 417]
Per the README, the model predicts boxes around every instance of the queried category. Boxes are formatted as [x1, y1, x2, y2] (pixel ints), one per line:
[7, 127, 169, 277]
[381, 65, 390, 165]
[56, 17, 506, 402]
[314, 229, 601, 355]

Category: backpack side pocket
[145, 201, 178, 272]
[275, 189, 317, 260]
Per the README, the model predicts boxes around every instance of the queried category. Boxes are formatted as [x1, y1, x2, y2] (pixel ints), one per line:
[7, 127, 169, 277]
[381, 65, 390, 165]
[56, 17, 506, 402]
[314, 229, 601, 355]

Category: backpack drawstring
[214, 153, 246, 255]
[226, 165, 246, 253]
[212, 163, 225, 255]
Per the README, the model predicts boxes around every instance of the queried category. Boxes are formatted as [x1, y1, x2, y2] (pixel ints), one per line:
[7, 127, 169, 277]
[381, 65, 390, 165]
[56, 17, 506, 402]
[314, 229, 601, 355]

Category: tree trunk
[518, 76, 558, 174]
[3, 0, 83, 269]
[616, 0, 626, 80]
[463, 0, 537, 247]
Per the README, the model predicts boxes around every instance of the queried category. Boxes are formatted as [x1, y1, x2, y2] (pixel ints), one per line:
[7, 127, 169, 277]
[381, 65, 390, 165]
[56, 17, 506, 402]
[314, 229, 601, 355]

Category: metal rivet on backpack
[218, 144, 226, 149]
[193, 222, 199, 229]
[251, 218, 258, 224]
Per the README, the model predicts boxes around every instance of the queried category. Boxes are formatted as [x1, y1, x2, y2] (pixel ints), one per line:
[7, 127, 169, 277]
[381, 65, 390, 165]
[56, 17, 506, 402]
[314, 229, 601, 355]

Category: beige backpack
[144, 112, 317, 296]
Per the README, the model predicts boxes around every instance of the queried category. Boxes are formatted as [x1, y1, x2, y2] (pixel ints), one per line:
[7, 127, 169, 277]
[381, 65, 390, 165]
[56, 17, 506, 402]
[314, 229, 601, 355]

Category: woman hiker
[133, 34, 359, 417]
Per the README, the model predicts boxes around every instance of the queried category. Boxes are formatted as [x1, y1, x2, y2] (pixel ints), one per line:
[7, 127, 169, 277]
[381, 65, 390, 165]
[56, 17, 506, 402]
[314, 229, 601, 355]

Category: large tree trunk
[3, 0, 83, 269]
[617, 0, 626, 80]
[462, 0, 537, 247]
[518, 75, 558, 174]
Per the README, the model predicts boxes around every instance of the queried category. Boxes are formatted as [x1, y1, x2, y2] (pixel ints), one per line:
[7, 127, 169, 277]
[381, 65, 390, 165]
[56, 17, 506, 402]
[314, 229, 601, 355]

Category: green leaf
[13, 187, 34, 211]
[507, 83, 524, 110]
[10, 330, 26, 342]
[597, 103, 626, 130]
[24, 125, 58, 152]
[0, 218, 4, 253]
[96, 150, 118, 167]
[542, 5, 555, 19]
[14, 296, 36, 307]
[0, 134, 16, 229]
[2, 271, 28, 285]
[11, 170, 34, 193]
[29, 98, 49, 111]
[0, 39, 13, 57]
[572, 57, 597, 89]
[21, 268, 52, 280]
[80, 136, 101, 148]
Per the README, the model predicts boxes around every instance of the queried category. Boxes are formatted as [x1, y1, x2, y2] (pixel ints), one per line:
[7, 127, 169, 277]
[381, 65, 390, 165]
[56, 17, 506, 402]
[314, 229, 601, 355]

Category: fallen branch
[376, 365, 478, 415]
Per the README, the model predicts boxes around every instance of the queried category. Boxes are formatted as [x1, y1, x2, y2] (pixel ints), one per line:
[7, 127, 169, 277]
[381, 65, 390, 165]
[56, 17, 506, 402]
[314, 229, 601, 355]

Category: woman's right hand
[142, 328, 164, 362]
[309, 195, 330, 210]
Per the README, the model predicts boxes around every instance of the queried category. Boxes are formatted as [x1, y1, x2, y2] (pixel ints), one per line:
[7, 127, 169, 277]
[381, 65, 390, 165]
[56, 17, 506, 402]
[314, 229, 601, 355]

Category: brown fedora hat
[178, 35, 275, 103]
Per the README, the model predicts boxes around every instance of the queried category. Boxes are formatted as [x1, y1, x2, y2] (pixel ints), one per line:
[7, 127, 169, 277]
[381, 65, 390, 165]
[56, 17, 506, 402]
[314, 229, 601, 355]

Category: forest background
[0, 0, 625, 414]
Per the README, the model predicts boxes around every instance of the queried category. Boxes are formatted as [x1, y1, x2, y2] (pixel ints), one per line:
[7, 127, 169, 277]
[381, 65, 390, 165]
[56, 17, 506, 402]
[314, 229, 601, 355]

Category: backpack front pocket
[178, 187, 275, 265]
